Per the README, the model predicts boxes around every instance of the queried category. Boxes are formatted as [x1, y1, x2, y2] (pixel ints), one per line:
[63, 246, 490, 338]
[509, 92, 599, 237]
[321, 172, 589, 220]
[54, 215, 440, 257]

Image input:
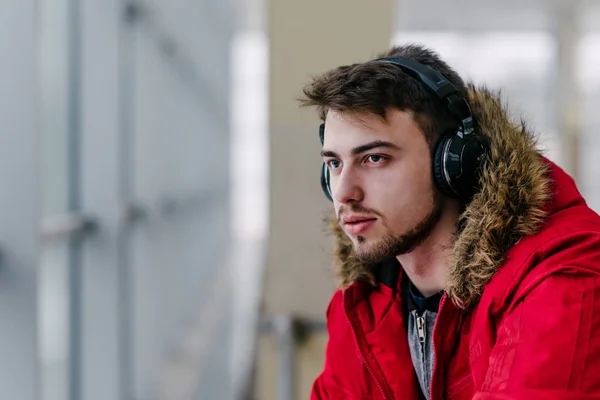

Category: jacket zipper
[416, 313, 426, 344]
[360, 352, 388, 400]
[343, 291, 391, 400]
[415, 311, 427, 394]
[430, 294, 447, 400]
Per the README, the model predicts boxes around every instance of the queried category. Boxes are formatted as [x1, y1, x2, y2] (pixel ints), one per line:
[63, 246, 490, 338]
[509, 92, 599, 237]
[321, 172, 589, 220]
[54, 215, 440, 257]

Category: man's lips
[343, 217, 377, 236]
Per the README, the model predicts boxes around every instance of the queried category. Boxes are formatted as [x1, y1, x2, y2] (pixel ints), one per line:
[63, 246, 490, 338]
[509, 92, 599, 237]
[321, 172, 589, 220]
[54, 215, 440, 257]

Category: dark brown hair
[300, 44, 469, 148]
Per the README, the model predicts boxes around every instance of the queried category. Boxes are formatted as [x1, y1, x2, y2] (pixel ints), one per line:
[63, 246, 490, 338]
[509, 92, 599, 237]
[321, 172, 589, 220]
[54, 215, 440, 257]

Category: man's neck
[396, 201, 459, 298]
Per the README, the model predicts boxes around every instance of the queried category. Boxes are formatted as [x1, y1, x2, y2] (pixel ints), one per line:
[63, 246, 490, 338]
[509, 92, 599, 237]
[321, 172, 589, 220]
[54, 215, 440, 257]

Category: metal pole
[554, 0, 581, 182]
[118, 2, 138, 399]
[67, 0, 84, 397]
[273, 315, 297, 400]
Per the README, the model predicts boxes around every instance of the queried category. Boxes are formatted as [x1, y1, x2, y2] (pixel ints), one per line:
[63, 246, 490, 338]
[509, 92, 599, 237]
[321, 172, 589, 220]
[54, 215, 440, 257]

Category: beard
[342, 189, 444, 264]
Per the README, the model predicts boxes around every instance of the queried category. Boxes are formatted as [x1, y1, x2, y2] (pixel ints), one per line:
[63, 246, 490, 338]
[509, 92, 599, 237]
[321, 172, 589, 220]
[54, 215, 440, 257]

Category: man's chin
[352, 239, 392, 264]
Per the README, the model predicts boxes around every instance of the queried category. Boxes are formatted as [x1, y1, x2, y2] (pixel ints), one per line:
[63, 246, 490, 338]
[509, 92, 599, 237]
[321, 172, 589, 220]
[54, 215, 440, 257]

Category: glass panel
[129, 3, 233, 398]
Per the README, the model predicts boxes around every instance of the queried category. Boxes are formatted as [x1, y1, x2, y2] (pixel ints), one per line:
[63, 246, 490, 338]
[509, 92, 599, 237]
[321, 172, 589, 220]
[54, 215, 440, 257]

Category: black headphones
[319, 56, 489, 203]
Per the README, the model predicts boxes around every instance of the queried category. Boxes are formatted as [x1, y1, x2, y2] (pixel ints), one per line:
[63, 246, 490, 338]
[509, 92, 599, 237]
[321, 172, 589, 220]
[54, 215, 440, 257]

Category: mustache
[337, 203, 384, 222]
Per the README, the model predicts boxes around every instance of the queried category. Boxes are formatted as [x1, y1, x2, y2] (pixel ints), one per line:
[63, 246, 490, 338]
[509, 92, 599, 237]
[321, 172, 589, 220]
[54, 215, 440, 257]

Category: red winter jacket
[311, 87, 600, 400]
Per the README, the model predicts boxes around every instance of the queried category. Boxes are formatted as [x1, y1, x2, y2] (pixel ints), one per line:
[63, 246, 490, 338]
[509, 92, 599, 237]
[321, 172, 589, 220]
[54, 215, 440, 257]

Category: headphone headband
[374, 57, 458, 99]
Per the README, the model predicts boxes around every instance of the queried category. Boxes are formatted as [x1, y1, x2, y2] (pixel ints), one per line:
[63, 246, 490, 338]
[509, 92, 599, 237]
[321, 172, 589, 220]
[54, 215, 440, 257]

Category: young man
[300, 44, 600, 399]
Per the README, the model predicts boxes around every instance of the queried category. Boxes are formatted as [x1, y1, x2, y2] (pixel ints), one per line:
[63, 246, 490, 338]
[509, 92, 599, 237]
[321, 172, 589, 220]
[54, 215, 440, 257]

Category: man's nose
[332, 168, 364, 204]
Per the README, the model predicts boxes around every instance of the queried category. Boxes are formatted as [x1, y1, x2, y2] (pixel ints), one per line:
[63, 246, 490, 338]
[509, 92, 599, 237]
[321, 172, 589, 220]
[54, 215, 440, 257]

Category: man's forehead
[323, 110, 405, 147]
[326, 110, 384, 134]
[325, 109, 384, 128]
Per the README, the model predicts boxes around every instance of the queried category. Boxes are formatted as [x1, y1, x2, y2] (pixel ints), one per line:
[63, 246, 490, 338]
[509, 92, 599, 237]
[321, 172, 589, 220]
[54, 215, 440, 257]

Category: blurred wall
[258, 1, 395, 399]
[0, 1, 39, 399]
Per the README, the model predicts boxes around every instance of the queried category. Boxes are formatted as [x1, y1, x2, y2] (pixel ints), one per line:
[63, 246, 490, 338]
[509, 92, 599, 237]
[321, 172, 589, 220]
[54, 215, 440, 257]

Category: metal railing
[40, 212, 98, 242]
[39, 190, 224, 244]
[259, 315, 327, 400]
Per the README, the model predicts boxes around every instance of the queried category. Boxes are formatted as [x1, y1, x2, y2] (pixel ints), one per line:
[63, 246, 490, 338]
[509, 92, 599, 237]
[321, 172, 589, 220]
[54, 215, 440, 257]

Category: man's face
[322, 109, 444, 263]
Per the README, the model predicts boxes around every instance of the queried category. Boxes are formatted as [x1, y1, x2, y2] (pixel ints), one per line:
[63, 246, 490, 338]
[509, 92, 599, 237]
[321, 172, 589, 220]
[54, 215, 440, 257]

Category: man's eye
[367, 155, 385, 163]
[327, 160, 341, 169]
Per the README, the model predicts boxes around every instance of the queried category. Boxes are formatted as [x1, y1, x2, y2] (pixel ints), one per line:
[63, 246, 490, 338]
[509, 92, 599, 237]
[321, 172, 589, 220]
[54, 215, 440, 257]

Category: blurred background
[1, 0, 599, 399]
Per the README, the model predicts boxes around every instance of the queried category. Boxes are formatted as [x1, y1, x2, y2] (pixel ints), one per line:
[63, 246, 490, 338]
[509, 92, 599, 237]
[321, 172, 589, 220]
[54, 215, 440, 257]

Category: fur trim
[330, 85, 552, 308]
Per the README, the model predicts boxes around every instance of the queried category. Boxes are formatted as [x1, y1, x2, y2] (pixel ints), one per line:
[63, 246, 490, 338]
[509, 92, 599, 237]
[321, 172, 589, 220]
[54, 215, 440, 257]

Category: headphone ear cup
[433, 133, 456, 198]
[319, 123, 333, 202]
[320, 162, 333, 202]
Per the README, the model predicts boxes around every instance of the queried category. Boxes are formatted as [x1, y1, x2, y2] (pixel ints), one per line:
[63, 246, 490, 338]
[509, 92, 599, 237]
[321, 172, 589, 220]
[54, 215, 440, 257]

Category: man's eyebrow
[320, 150, 339, 158]
[320, 140, 400, 158]
[350, 140, 400, 155]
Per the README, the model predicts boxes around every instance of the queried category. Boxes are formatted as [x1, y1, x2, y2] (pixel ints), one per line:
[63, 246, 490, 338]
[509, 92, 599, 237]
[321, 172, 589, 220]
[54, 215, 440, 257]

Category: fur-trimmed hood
[331, 85, 553, 308]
